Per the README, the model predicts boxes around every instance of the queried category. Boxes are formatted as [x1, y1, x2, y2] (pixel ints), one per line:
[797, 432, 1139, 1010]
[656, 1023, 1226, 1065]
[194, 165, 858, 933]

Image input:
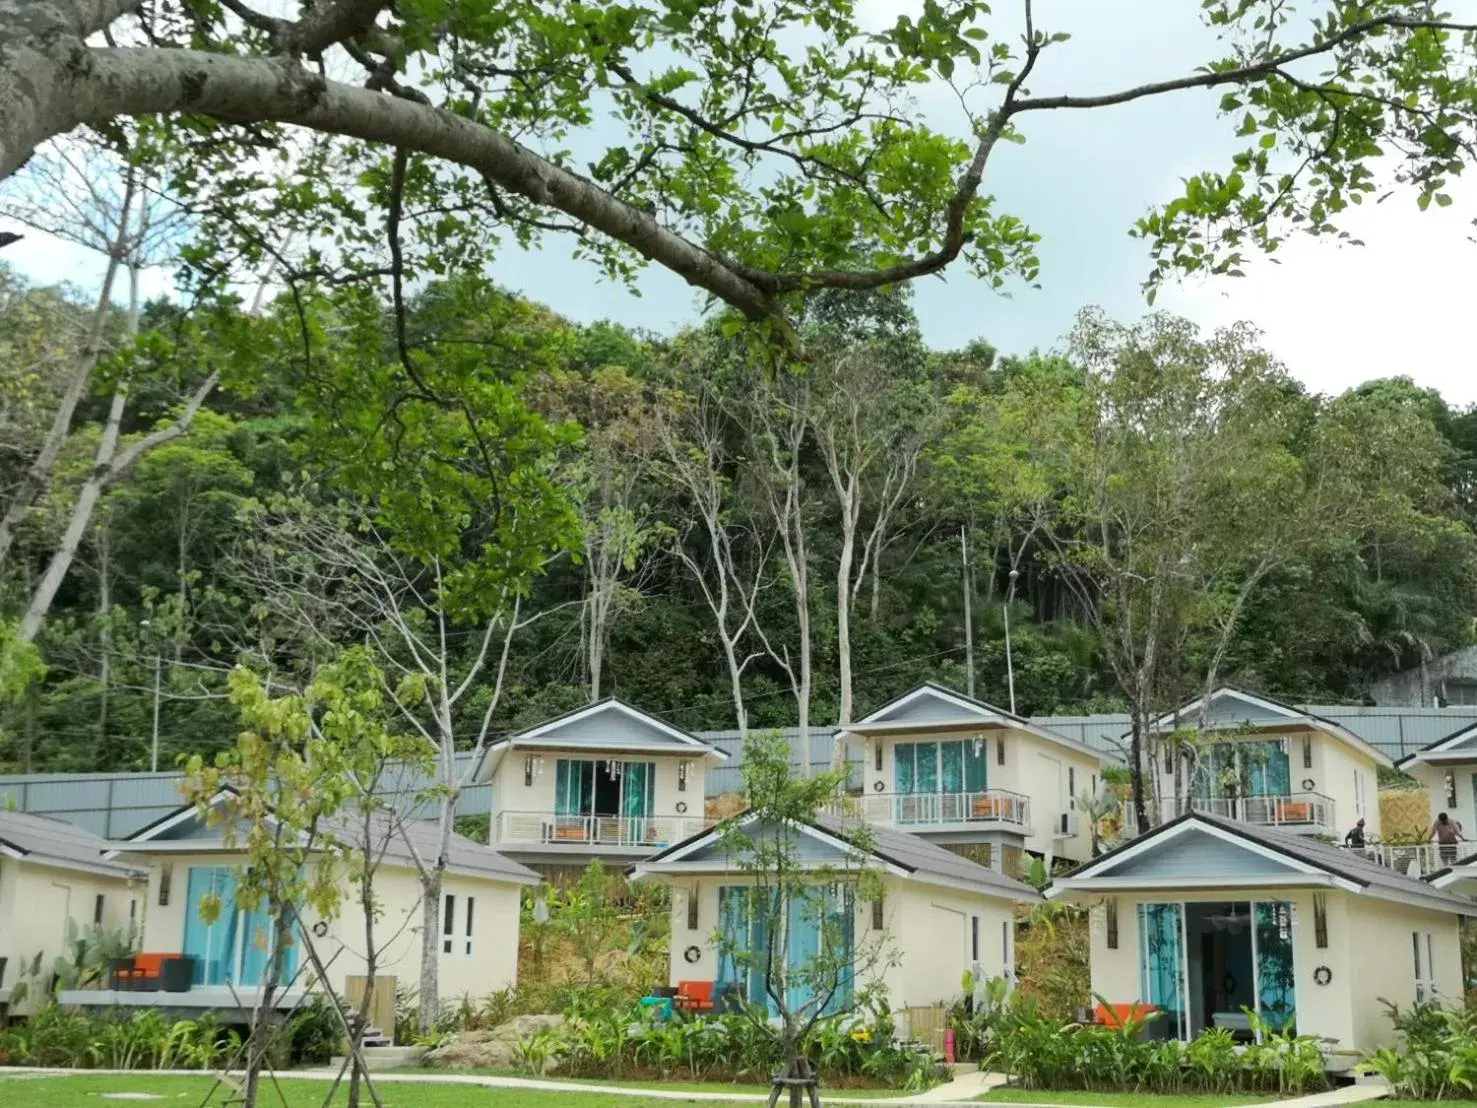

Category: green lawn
[0, 1073, 764, 1107]
[388, 1069, 903, 1098]
[977, 1090, 1279, 1106]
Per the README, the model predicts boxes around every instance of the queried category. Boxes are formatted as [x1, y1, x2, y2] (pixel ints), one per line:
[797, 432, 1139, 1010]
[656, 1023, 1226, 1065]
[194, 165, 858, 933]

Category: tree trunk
[18, 371, 218, 642]
[833, 491, 855, 770]
[1129, 707, 1149, 836]
[96, 521, 110, 757]
[0, 246, 123, 571]
[418, 866, 443, 1033]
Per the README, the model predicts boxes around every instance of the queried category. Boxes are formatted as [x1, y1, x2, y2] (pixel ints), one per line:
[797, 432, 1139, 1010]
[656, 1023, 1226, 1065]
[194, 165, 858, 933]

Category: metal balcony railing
[1128, 792, 1336, 834]
[824, 789, 1030, 830]
[494, 812, 712, 849]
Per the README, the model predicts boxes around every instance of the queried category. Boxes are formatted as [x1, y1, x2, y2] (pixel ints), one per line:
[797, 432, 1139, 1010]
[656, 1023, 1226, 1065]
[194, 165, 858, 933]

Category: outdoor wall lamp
[523, 754, 544, 786]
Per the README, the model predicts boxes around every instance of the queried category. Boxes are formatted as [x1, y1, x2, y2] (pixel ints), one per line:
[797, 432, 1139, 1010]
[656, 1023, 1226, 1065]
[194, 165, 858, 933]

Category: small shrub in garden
[499, 988, 939, 1089]
[0, 1004, 240, 1070]
[1359, 999, 1477, 1100]
[979, 989, 1327, 1096]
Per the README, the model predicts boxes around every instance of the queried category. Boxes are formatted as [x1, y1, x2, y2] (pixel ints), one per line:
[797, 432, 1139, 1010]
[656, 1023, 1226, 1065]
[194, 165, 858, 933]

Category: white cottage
[472, 698, 728, 867]
[0, 809, 144, 1011]
[67, 791, 539, 1025]
[632, 811, 1041, 1028]
[1140, 687, 1388, 841]
[1049, 811, 1471, 1065]
[835, 683, 1108, 865]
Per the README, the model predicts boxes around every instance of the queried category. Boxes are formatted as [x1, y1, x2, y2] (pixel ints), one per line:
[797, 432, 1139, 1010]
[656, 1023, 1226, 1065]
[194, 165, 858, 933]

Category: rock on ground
[422, 1013, 567, 1071]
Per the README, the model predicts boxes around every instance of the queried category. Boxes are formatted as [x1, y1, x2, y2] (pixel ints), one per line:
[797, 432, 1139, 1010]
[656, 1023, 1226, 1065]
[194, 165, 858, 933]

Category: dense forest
[3, 252, 1476, 777]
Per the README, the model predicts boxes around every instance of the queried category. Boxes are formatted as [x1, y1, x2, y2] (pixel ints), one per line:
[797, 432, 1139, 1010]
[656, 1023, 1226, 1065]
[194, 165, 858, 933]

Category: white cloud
[1160, 182, 1477, 405]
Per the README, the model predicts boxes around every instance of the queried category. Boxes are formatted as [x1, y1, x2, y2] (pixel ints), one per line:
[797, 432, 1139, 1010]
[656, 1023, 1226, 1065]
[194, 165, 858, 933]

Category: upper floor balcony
[1128, 792, 1337, 837]
[494, 810, 712, 853]
[825, 788, 1031, 834]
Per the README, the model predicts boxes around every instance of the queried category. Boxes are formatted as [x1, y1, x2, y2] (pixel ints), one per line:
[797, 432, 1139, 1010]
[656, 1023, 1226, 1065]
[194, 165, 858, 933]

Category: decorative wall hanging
[683, 945, 702, 964]
[873, 780, 885, 792]
[675, 801, 688, 814]
[312, 921, 330, 938]
[1301, 778, 1316, 791]
[1313, 965, 1333, 986]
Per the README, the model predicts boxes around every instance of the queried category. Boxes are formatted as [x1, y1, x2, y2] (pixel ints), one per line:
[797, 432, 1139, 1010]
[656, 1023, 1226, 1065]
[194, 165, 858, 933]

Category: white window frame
[1414, 931, 1436, 1002]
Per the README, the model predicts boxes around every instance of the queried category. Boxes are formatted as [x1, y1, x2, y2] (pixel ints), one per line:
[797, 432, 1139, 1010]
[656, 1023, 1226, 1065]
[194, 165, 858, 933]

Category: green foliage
[978, 990, 1327, 1096]
[497, 988, 940, 1089]
[553, 861, 627, 984]
[0, 1005, 238, 1070]
[283, 995, 343, 1067]
[1359, 999, 1477, 1100]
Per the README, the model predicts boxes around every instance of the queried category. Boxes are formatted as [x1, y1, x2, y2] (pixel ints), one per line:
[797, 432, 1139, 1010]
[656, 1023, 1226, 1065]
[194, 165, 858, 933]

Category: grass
[388, 1068, 904, 1097]
[0, 1073, 766, 1107]
[977, 1090, 1279, 1106]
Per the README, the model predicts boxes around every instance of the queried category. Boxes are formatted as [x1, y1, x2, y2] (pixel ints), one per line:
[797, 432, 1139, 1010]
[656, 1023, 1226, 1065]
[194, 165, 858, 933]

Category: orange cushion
[132, 953, 170, 976]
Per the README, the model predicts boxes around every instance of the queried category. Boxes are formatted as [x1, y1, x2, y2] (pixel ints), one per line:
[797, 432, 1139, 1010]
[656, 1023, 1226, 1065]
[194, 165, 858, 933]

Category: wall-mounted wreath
[675, 801, 688, 814]
[873, 780, 885, 792]
[1301, 778, 1316, 791]
[312, 921, 329, 938]
[683, 945, 702, 964]
[1313, 965, 1332, 986]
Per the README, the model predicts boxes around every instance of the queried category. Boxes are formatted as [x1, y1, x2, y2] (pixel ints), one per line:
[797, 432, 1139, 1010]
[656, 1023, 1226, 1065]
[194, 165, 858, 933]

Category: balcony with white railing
[494, 811, 712, 852]
[1346, 841, 1466, 877]
[825, 789, 1031, 833]
[1127, 792, 1337, 836]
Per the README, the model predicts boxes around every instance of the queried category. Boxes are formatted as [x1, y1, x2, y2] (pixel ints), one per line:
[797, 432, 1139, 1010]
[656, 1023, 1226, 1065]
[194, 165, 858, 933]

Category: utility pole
[1004, 568, 1019, 716]
[150, 650, 161, 772]
[960, 526, 975, 699]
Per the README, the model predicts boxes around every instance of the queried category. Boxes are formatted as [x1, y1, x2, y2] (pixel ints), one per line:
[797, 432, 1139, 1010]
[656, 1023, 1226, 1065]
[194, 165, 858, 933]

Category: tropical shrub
[494, 988, 942, 1089]
[0, 1005, 240, 1069]
[284, 995, 342, 1066]
[978, 989, 1327, 1096]
[1360, 1000, 1477, 1100]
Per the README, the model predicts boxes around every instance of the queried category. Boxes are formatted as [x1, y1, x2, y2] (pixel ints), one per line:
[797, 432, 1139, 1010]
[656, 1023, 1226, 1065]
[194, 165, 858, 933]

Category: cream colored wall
[135, 852, 522, 1001]
[491, 750, 708, 822]
[1083, 888, 1360, 1052]
[657, 874, 1018, 1015]
[1311, 734, 1381, 839]
[1344, 896, 1463, 1053]
[317, 864, 522, 1002]
[1407, 761, 1477, 835]
[0, 858, 141, 1007]
[889, 879, 1018, 1007]
[861, 729, 1099, 862]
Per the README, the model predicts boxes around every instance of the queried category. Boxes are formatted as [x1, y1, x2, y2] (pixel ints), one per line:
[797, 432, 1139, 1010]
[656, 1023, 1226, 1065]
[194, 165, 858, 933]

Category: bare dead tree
[232, 496, 559, 1031]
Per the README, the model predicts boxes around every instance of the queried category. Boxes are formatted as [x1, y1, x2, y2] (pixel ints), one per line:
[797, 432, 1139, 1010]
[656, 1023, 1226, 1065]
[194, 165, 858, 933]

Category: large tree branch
[69, 47, 775, 317]
[101, 370, 220, 485]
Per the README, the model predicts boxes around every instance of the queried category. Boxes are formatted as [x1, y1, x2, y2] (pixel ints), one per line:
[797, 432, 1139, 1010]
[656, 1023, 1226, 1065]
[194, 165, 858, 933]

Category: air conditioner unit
[1055, 811, 1080, 838]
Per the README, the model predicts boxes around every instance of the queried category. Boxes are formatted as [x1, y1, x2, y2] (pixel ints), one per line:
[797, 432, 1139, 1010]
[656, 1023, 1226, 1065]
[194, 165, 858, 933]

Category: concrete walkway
[1260, 1084, 1390, 1107]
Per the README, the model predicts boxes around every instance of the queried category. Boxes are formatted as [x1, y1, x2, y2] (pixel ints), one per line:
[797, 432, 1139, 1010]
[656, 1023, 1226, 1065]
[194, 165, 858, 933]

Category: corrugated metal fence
[5, 706, 1475, 838]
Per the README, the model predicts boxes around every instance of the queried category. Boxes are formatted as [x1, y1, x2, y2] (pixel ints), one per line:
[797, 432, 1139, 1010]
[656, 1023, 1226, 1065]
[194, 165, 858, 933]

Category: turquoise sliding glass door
[716, 885, 855, 1018]
[183, 866, 238, 986]
[1138, 902, 1187, 1040]
[239, 903, 299, 987]
[182, 865, 298, 988]
[1253, 902, 1296, 1032]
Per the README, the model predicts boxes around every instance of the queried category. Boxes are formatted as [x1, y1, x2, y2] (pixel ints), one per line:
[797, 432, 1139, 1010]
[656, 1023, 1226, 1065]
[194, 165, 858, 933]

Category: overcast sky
[9, 0, 1476, 404]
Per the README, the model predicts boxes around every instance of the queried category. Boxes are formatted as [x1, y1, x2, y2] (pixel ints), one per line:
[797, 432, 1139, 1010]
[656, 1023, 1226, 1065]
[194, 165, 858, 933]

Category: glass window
[941, 743, 963, 793]
[465, 897, 475, 955]
[443, 895, 455, 954]
[970, 915, 979, 962]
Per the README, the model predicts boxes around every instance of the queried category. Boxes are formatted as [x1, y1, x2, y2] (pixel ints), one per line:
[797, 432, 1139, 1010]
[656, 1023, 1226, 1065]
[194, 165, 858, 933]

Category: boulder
[422, 1013, 566, 1071]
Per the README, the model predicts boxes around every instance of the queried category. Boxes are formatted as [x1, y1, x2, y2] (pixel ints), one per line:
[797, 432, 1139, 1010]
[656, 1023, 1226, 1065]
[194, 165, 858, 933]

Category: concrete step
[330, 1045, 425, 1071]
